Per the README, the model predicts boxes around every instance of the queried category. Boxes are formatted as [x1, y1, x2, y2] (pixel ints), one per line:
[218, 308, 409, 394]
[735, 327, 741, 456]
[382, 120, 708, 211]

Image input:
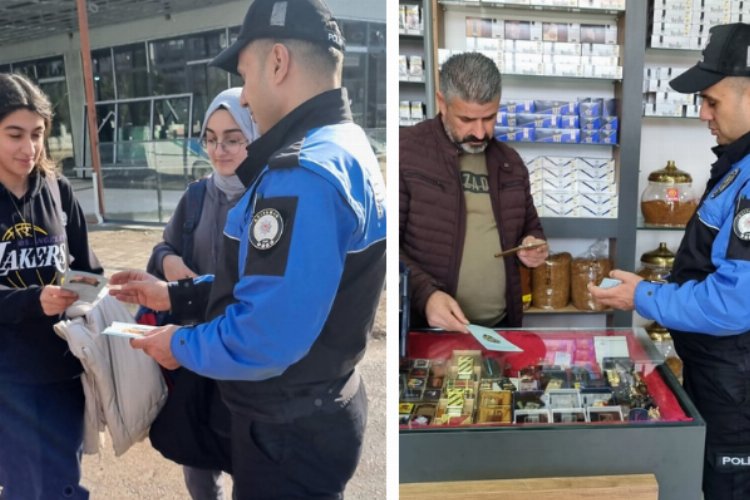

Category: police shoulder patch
[733, 208, 750, 241]
[711, 168, 740, 199]
[249, 208, 284, 250]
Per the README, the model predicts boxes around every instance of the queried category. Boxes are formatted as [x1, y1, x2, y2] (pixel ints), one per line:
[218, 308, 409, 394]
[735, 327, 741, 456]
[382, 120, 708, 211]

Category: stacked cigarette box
[525, 155, 618, 218]
[650, 0, 750, 50]
[465, 16, 622, 78]
[495, 98, 618, 145]
[643, 66, 701, 117]
[470, 0, 626, 8]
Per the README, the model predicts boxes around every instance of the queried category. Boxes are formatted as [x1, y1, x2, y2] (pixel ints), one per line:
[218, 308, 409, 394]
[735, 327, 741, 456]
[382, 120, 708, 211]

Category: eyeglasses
[200, 138, 248, 154]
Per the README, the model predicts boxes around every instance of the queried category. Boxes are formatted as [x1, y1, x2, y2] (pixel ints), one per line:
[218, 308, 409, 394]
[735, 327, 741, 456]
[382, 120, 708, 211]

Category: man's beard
[442, 120, 490, 154]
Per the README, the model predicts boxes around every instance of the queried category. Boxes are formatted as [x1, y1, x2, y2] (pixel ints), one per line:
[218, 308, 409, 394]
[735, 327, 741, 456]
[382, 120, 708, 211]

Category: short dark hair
[440, 52, 502, 104]
[256, 38, 343, 78]
[0, 73, 55, 175]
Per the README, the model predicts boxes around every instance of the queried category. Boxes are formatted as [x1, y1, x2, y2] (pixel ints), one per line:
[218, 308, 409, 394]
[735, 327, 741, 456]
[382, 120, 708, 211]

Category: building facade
[0, 0, 385, 222]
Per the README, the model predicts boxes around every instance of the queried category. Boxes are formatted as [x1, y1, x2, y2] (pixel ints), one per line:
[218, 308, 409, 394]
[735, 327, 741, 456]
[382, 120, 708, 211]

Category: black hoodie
[0, 171, 102, 384]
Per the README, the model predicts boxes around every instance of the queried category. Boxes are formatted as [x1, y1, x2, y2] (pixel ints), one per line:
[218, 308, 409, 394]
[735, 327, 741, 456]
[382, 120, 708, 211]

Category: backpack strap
[181, 177, 208, 270]
[44, 172, 67, 227]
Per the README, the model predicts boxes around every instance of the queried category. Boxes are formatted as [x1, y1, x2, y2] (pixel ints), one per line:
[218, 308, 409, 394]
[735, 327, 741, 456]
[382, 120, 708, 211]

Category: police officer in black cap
[110, 0, 386, 498]
[590, 23, 750, 499]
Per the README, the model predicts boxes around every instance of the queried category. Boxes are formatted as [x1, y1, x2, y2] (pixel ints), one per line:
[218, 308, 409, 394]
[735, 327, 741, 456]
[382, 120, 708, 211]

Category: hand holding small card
[467, 324, 523, 352]
[60, 270, 107, 304]
[102, 321, 157, 339]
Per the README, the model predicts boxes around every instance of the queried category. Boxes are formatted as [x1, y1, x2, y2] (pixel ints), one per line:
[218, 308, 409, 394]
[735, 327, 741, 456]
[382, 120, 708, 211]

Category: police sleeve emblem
[249, 208, 284, 250]
[734, 208, 750, 241]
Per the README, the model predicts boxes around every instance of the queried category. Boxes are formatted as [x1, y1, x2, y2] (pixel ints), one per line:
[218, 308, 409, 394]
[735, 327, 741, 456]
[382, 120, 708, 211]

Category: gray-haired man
[399, 52, 547, 333]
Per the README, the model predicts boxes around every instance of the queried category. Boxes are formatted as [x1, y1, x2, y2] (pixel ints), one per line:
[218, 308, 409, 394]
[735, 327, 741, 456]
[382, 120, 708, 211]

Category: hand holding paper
[467, 324, 523, 352]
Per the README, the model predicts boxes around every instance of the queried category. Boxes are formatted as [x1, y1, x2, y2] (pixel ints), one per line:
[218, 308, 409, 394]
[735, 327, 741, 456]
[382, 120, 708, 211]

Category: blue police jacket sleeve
[635, 242, 750, 336]
[170, 167, 359, 380]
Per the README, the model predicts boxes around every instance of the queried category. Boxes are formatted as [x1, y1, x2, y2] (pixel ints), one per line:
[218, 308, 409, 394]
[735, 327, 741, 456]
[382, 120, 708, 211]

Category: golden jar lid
[647, 160, 692, 183]
[640, 242, 675, 268]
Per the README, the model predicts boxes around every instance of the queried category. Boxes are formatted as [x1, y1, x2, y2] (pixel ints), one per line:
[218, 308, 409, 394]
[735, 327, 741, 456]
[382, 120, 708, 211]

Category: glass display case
[399, 327, 705, 500]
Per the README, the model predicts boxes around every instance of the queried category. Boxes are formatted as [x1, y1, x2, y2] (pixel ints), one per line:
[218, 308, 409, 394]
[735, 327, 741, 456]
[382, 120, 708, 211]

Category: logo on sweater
[249, 208, 284, 250]
[0, 224, 67, 282]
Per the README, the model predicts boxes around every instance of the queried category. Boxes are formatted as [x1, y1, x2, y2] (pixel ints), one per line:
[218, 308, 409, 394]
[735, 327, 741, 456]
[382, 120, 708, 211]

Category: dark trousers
[682, 350, 750, 500]
[0, 378, 88, 500]
[230, 382, 367, 500]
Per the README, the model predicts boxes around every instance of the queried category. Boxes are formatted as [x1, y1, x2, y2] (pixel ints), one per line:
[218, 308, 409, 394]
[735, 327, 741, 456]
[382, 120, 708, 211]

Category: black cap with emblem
[211, 0, 345, 76]
[670, 23, 750, 93]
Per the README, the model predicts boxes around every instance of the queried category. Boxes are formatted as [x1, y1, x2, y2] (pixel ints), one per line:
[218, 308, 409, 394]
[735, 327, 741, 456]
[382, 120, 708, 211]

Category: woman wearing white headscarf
[145, 87, 259, 500]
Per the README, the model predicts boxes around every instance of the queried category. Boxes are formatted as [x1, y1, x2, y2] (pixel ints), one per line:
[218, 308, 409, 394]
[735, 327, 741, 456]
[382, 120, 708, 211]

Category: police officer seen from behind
[109, 0, 386, 498]
[590, 23, 750, 500]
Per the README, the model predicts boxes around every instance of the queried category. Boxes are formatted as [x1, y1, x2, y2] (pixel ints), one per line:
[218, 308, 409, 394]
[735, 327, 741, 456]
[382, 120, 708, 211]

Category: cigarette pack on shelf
[398, 54, 408, 80]
[399, 101, 411, 124]
[543, 191, 579, 217]
[410, 101, 425, 123]
[504, 20, 542, 41]
[542, 22, 581, 43]
[534, 100, 579, 116]
[467, 36, 501, 51]
[403, 4, 422, 35]
[543, 54, 583, 67]
[542, 41, 581, 56]
[500, 100, 535, 113]
[537, 0, 578, 7]
[577, 179, 617, 195]
[558, 115, 580, 128]
[542, 156, 577, 178]
[465, 16, 504, 39]
[577, 157, 615, 182]
[543, 63, 582, 77]
[580, 43, 620, 57]
[495, 126, 535, 142]
[598, 129, 618, 144]
[543, 176, 576, 192]
[516, 113, 561, 129]
[535, 128, 581, 143]
[407, 55, 424, 81]
[579, 192, 618, 218]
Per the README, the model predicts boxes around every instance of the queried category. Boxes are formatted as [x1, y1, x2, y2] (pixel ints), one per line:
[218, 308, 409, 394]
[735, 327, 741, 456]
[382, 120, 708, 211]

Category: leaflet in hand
[60, 269, 107, 303]
[102, 321, 157, 339]
[468, 324, 523, 352]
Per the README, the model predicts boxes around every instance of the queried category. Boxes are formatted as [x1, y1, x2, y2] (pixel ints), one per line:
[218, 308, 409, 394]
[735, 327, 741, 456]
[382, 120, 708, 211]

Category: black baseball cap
[211, 0, 345, 75]
[670, 23, 750, 93]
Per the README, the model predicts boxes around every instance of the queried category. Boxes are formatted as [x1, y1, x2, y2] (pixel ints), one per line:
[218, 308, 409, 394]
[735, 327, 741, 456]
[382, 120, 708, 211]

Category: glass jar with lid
[641, 160, 698, 227]
[636, 242, 675, 283]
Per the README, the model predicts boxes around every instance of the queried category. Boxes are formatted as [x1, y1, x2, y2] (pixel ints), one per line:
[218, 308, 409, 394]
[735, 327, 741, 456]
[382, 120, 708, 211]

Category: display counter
[399, 327, 705, 500]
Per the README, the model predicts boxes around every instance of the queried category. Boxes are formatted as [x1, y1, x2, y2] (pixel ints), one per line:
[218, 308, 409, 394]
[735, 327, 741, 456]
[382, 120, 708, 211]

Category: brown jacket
[399, 115, 545, 327]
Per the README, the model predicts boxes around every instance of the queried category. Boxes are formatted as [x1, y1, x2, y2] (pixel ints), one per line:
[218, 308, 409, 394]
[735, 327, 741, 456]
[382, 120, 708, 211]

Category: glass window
[114, 43, 149, 98]
[340, 20, 369, 48]
[0, 64, 10, 73]
[6, 57, 75, 172]
[13, 62, 36, 80]
[35, 57, 65, 79]
[116, 101, 151, 167]
[92, 48, 116, 101]
[187, 64, 228, 137]
[339, 20, 386, 129]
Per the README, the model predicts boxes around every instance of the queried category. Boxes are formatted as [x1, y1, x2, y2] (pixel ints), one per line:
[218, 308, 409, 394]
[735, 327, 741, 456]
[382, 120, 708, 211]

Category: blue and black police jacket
[167, 89, 385, 418]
